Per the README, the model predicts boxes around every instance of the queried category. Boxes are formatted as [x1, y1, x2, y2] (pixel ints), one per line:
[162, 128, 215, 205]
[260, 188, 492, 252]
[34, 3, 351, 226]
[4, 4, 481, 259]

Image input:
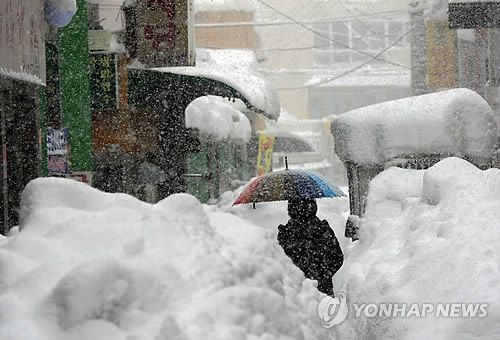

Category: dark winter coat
[277, 200, 344, 281]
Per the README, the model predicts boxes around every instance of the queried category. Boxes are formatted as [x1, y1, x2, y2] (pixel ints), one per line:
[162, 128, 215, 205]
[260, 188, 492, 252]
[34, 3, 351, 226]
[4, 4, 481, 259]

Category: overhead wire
[255, 0, 409, 69]
[274, 18, 420, 91]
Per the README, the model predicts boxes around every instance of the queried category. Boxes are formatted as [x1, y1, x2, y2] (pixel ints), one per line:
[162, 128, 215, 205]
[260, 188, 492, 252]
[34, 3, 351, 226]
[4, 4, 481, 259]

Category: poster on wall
[69, 171, 93, 185]
[256, 133, 275, 176]
[47, 127, 71, 175]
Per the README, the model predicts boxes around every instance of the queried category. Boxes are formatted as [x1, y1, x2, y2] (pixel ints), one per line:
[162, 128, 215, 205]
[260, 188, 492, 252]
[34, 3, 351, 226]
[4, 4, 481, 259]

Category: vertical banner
[256, 134, 275, 176]
[47, 127, 71, 175]
[426, 20, 458, 90]
[90, 53, 117, 111]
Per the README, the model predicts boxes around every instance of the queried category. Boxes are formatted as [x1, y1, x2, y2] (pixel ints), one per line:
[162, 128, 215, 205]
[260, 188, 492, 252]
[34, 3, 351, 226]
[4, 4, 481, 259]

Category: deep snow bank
[0, 178, 346, 340]
[335, 157, 500, 339]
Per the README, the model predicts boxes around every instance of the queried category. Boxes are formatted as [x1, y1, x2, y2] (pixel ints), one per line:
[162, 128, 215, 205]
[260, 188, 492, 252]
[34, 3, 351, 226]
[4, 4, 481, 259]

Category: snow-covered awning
[185, 95, 251, 142]
[152, 49, 280, 119]
[332, 88, 498, 165]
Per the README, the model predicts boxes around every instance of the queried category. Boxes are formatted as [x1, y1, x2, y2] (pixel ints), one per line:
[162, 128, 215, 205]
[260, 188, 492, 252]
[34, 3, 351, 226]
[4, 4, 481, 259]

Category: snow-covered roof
[332, 88, 498, 165]
[185, 95, 251, 141]
[153, 49, 280, 119]
[307, 69, 411, 88]
[195, 0, 257, 12]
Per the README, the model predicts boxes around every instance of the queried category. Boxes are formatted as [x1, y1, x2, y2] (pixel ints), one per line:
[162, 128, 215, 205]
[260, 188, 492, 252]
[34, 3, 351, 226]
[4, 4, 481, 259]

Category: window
[313, 18, 408, 68]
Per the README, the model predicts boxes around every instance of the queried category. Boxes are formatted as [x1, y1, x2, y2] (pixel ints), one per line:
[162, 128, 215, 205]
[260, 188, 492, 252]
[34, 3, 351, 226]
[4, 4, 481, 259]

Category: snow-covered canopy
[332, 88, 498, 165]
[185, 95, 251, 142]
[195, 0, 257, 12]
[153, 49, 280, 119]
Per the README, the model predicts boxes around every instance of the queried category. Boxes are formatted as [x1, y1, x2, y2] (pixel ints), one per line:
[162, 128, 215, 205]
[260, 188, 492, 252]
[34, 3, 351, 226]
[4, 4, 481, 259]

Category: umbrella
[233, 168, 345, 205]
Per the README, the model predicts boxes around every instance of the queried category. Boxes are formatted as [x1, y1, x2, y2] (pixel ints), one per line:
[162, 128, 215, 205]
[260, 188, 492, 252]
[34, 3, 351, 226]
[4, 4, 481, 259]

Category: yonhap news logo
[317, 293, 489, 328]
[317, 293, 349, 328]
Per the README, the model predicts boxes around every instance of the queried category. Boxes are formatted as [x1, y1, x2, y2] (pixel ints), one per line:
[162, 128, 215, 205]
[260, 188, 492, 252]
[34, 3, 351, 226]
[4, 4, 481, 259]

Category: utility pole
[409, 0, 428, 96]
[0, 88, 8, 235]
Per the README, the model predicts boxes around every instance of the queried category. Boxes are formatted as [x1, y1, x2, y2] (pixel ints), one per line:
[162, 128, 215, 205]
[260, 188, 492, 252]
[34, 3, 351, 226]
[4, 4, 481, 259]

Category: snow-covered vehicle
[332, 88, 499, 240]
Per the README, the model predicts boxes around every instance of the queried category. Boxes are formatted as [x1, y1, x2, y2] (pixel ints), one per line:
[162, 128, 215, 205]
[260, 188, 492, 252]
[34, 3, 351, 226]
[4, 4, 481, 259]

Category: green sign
[90, 53, 117, 111]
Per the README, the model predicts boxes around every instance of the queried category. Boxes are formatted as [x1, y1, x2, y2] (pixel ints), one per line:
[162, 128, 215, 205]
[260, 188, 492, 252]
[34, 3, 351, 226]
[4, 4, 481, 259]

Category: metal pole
[409, 0, 428, 96]
[1, 89, 9, 235]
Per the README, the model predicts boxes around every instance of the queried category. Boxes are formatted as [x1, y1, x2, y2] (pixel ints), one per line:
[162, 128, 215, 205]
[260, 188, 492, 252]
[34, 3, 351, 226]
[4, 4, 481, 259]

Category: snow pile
[0, 178, 349, 340]
[332, 88, 498, 165]
[154, 49, 280, 119]
[334, 157, 500, 339]
[185, 95, 251, 141]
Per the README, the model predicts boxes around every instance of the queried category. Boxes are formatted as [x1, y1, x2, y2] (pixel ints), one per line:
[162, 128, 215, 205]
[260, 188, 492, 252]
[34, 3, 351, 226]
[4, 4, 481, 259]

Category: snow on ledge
[152, 49, 280, 119]
[332, 88, 498, 165]
[0, 68, 44, 86]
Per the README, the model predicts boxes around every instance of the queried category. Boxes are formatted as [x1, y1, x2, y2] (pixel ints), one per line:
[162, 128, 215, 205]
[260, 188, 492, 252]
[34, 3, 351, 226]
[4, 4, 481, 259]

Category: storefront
[0, 0, 48, 234]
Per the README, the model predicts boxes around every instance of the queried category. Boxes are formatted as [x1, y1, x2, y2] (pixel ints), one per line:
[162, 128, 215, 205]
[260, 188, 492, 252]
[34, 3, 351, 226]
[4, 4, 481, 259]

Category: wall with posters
[0, 0, 46, 82]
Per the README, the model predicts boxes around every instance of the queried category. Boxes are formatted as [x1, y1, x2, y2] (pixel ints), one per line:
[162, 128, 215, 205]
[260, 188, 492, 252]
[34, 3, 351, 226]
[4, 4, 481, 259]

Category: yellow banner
[256, 134, 275, 176]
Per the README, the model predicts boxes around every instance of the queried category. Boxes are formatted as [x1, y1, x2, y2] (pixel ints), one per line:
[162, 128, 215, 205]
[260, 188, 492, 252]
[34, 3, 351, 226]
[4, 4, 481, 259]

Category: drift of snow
[185, 95, 251, 141]
[153, 49, 280, 119]
[0, 177, 349, 340]
[332, 88, 498, 165]
[333, 157, 500, 339]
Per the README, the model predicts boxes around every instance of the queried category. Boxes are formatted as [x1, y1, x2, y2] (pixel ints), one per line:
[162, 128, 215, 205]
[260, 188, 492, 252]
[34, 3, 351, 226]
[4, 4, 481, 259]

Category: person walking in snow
[277, 199, 344, 297]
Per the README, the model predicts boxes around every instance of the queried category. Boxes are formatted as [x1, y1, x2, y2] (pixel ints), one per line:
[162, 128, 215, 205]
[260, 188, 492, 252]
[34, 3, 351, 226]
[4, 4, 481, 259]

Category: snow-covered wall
[332, 88, 498, 165]
[0, 0, 47, 83]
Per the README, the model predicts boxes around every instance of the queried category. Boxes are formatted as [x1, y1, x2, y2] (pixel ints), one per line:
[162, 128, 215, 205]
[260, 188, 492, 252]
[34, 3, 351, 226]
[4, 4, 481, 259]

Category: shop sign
[134, 0, 195, 67]
[256, 134, 275, 176]
[90, 53, 117, 111]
